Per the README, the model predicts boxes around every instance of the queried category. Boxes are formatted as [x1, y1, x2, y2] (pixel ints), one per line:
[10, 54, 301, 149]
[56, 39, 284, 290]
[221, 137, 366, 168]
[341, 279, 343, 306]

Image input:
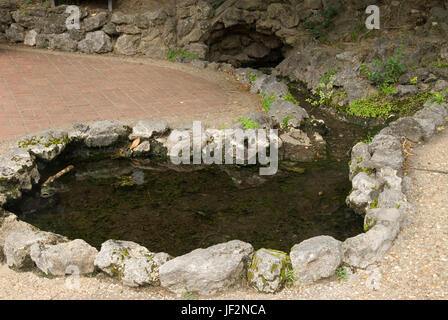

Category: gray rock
[114, 34, 140, 55]
[0, 213, 35, 261]
[349, 142, 372, 180]
[343, 224, 397, 268]
[24, 29, 38, 46]
[159, 240, 254, 295]
[346, 172, 382, 214]
[377, 189, 407, 209]
[290, 236, 342, 284]
[364, 208, 403, 233]
[5, 23, 24, 42]
[129, 120, 169, 140]
[395, 85, 418, 97]
[116, 24, 142, 35]
[78, 31, 113, 54]
[413, 118, 436, 139]
[49, 33, 78, 52]
[84, 120, 129, 147]
[17, 130, 68, 161]
[4, 230, 65, 269]
[94, 240, 171, 287]
[413, 104, 448, 127]
[83, 12, 108, 32]
[345, 208, 403, 269]
[268, 100, 309, 129]
[376, 167, 402, 191]
[259, 75, 289, 99]
[248, 249, 290, 293]
[30, 239, 98, 276]
[102, 22, 118, 36]
[111, 11, 134, 25]
[379, 117, 425, 142]
[0, 148, 40, 203]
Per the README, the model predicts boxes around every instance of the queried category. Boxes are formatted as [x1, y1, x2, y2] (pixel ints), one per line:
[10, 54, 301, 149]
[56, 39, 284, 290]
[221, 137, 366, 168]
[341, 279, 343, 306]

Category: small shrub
[361, 48, 407, 87]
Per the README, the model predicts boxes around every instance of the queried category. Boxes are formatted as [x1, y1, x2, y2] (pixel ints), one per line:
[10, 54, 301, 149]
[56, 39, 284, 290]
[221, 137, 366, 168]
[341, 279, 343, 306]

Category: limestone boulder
[95, 240, 171, 287]
[290, 236, 342, 284]
[248, 249, 290, 293]
[78, 31, 113, 54]
[159, 240, 254, 295]
[30, 239, 98, 276]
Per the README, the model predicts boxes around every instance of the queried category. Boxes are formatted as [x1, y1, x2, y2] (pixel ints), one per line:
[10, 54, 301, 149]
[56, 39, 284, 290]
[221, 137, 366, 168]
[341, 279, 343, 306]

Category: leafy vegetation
[284, 269, 297, 286]
[260, 93, 276, 111]
[347, 90, 434, 119]
[282, 92, 299, 105]
[306, 68, 338, 106]
[238, 116, 260, 130]
[336, 267, 348, 280]
[247, 72, 258, 84]
[281, 116, 296, 130]
[167, 48, 199, 62]
[360, 48, 407, 88]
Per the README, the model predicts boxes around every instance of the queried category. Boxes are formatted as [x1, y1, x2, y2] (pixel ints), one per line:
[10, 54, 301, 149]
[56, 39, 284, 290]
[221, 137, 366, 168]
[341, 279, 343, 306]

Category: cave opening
[206, 23, 289, 69]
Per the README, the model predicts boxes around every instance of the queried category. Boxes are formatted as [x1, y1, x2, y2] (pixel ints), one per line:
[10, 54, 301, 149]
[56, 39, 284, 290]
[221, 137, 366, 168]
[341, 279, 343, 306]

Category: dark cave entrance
[206, 23, 288, 69]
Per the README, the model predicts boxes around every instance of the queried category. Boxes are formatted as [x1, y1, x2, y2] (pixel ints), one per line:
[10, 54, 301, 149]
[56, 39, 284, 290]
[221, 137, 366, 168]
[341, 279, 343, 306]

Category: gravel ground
[1, 128, 447, 300]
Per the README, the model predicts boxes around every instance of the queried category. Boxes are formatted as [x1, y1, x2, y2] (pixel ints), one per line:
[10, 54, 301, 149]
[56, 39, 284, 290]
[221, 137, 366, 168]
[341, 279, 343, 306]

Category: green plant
[247, 72, 258, 84]
[429, 90, 448, 105]
[361, 48, 407, 87]
[379, 84, 396, 95]
[348, 93, 394, 118]
[307, 68, 338, 106]
[260, 93, 276, 111]
[282, 92, 299, 105]
[182, 291, 198, 300]
[430, 58, 448, 68]
[284, 269, 297, 286]
[369, 197, 379, 209]
[281, 116, 296, 130]
[238, 116, 260, 130]
[167, 48, 199, 62]
[336, 267, 348, 280]
[410, 76, 418, 85]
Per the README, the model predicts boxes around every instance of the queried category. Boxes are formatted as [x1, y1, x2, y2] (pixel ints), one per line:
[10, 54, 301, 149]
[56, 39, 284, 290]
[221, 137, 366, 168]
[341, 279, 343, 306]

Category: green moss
[369, 197, 379, 209]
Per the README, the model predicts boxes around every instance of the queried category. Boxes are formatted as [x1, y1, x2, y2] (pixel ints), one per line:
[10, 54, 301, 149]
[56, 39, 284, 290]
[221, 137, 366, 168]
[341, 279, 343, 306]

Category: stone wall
[0, 0, 381, 61]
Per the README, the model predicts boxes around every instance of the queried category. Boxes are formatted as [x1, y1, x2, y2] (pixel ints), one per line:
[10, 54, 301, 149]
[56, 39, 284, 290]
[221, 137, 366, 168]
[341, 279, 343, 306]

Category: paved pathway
[0, 45, 252, 143]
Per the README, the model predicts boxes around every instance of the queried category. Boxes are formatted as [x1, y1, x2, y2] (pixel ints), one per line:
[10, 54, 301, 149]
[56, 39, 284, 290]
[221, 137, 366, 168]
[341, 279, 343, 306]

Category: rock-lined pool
[6, 151, 363, 257]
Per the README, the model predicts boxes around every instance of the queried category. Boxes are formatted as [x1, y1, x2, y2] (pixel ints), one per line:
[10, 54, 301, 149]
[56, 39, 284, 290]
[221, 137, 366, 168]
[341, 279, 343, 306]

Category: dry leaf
[130, 137, 141, 150]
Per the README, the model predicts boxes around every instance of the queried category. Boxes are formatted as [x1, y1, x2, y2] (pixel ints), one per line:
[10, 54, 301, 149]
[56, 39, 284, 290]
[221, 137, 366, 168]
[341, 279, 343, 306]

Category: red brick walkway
[0, 47, 229, 142]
